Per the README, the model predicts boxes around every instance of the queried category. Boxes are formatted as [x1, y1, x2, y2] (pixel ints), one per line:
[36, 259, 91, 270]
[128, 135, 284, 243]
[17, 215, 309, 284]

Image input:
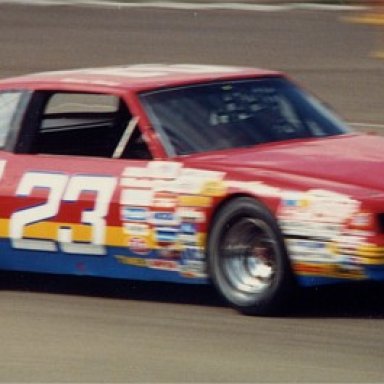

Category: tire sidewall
[207, 197, 294, 315]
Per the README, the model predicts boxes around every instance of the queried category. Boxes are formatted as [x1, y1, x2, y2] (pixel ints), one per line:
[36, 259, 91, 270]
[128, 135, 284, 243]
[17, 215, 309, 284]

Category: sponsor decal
[335, 254, 362, 265]
[123, 223, 150, 236]
[180, 222, 197, 234]
[294, 262, 365, 279]
[286, 239, 333, 263]
[163, 176, 205, 194]
[279, 189, 360, 240]
[121, 207, 148, 222]
[180, 260, 207, 278]
[121, 189, 154, 206]
[128, 237, 150, 255]
[153, 192, 178, 208]
[150, 211, 180, 226]
[179, 223, 199, 244]
[119, 164, 227, 215]
[157, 245, 182, 259]
[115, 256, 179, 271]
[115, 255, 147, 267]
[155, 227, 178, 243]
[282, 221, 342, 238]
[200, 180, 227, 197]
[147, 259, 178, 271]
[280, 189, 359, 224]
[182, 246, 205, 260]
[178, 195, 212, 207]
[177, 207, 205, 223]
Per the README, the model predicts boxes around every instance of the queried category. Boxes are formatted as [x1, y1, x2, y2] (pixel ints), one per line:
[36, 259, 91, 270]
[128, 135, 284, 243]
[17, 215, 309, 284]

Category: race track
[0, 3, 384, 382]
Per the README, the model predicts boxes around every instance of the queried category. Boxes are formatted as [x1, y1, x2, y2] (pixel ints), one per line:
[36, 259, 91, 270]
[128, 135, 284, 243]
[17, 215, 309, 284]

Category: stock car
[0, 63, 383, 315]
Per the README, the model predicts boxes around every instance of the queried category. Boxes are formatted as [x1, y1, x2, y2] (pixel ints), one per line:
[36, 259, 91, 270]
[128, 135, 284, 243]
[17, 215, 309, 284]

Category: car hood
[183, 134, 384, 197]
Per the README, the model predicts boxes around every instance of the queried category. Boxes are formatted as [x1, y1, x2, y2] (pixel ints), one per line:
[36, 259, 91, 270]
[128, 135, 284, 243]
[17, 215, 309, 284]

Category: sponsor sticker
[182, 246, 205, 260]
[121, 189, 154, 206]
[121, 207, 149, 222]
[153, 192, 178, 208]
[115, 256, 180, 271]
[286, 239, 333, 263]
[280, 189, 359, 224]
[157, 244, 182, 259]
[180, 260, 207, 278]
[180, 222, 197, 234]
[200, 180, 227, 197]
[178, 195, 212, 207]
[115, 255, 147, 267]
[123, 223, 150, 236]
[147, 259, 179, 271]
[150, 211, 180, 226]
[179, 223, 199, 244]
[155, 227, 179, 243]
[294, 262, 365, 279]
[177, 207, 205, 223]
[128, 237, 150, 255]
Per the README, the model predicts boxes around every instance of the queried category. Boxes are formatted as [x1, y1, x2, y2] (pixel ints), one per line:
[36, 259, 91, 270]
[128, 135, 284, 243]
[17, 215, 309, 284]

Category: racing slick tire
[208, 197, 296, 316]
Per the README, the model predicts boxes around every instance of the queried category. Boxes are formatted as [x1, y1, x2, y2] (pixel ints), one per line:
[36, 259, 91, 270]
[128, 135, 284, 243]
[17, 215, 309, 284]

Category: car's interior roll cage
[14, 90, 152, 159]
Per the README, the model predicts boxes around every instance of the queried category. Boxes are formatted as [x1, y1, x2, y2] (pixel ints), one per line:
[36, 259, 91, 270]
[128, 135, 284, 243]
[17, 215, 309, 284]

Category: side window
[0, 91, 24, 148]
[29, 92, 152, 159]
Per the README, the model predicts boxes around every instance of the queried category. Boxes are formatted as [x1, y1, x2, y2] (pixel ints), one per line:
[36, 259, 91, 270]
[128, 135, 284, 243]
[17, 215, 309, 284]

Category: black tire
[208, 197, 295, 316]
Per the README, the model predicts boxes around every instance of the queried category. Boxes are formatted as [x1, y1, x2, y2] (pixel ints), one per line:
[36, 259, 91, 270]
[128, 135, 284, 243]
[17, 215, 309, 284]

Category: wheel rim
[220, 217, 278, 295]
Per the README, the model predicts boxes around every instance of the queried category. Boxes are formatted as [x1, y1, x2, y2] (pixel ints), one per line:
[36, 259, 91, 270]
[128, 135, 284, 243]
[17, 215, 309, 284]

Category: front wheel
[208, 197, 295, 315]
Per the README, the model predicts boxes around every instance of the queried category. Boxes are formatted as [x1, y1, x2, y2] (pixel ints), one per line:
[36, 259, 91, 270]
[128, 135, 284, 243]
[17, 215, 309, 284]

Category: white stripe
[0, 0, 368, 12]
[349, 122, 384, 129]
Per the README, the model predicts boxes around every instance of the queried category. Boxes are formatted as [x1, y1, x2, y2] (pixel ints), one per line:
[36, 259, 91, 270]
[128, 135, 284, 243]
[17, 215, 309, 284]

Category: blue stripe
[0, 239, 207, 285]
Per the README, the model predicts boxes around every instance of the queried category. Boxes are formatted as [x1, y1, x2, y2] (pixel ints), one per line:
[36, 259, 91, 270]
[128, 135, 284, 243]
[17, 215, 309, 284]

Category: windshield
[140, 77, 351, 156]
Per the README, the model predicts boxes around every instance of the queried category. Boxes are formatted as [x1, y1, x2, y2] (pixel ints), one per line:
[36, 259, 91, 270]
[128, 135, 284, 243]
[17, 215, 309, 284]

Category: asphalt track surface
[0, 3, 384, 382]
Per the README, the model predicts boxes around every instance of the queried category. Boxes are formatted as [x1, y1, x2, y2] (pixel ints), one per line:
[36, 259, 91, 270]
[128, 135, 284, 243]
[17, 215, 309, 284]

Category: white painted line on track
[350, 122, 384, 129]
[0, 0, 368, 11]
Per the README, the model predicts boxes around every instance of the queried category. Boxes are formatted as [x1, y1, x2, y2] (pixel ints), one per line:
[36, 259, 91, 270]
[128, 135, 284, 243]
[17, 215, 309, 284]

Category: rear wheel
[208, 197, 295, 315]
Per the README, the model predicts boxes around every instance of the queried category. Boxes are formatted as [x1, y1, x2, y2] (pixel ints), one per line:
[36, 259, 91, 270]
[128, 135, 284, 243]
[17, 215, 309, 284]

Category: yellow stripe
[372, 50, 384, 58]
[357, 244, 384, 257]
[178, 195, 212, 207]
[0, 218, 207, 250]
[343, 13, 384, 25]
[294, 262, 366, 279]
[0, 219, 8, 237]
[0, 218, 127, 247]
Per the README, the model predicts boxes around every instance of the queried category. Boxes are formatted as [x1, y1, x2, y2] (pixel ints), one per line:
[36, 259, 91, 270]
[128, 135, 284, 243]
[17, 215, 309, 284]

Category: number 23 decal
[10, 172, 117, 255]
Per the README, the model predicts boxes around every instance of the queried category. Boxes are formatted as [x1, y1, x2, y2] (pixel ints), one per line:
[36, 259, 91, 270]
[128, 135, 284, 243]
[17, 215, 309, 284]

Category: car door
[0, 88, 160, 278]
[0, 87, 211, 283]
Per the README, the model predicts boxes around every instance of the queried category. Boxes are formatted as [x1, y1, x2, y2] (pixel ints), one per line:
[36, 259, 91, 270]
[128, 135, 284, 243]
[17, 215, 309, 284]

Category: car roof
[0, 64, 282, 92]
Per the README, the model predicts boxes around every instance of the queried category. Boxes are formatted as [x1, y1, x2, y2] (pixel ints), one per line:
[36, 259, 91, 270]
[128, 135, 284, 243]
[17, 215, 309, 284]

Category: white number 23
[10, 172, 117, 255]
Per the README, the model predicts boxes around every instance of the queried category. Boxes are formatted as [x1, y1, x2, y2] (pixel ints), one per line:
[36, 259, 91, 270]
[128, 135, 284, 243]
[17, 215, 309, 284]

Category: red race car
[0, 64, 382, 315]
